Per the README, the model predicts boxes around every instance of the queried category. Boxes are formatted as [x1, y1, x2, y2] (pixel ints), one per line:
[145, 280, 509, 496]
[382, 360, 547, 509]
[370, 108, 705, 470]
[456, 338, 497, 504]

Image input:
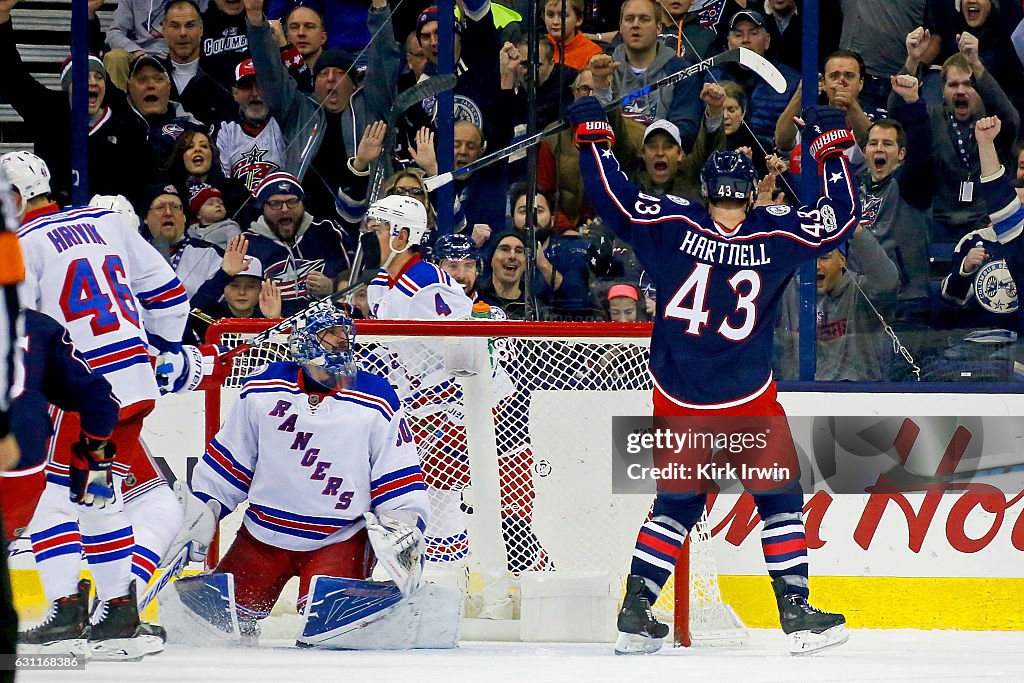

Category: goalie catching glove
[155, 344, 219, 394]
[798, 105, 855, 165]
[364, 511, 424, 597]
[69, 434, 116, 507]
[565, 96, 615, 147]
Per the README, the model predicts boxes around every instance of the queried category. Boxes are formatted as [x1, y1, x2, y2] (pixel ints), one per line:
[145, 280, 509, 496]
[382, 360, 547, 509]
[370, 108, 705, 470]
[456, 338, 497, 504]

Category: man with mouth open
[0, 0, 152, 206]
[125, 54, 206, 173]
[857, 74, 935, 327]
[888, 31, 1019, 242]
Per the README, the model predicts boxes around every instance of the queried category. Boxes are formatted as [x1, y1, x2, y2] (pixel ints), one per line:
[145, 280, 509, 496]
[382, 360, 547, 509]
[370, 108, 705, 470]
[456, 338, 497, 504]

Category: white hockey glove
[442, 336, 487, 377]
[155, 345, 216, 394]
[364, 511, 424, 597]
[164, 481, 219, 565]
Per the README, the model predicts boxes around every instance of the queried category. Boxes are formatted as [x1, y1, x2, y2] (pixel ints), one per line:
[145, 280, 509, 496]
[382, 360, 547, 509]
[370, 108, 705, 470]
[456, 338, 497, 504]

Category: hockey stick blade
[736, 47, 786, 94]
[423, 48, 778, 192]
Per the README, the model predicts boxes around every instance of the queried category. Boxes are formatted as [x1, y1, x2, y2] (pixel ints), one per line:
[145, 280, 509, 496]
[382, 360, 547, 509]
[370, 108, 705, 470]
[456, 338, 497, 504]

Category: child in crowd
[188, 183, 242, 249]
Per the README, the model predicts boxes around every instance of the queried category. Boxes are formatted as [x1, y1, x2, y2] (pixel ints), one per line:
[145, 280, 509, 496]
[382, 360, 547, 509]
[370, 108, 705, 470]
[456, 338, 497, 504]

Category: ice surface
[17, 629, 1022, 683]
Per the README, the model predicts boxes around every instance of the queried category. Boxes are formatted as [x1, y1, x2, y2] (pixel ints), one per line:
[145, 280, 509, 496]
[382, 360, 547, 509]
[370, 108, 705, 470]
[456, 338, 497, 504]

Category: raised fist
[890, 74, 919, 104]
[974, 115, 1001, 144]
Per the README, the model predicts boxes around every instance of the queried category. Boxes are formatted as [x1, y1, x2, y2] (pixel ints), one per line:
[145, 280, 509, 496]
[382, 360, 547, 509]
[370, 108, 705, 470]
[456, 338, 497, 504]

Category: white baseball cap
[643, 120, 681, 146]
[235, 257, 264, 279]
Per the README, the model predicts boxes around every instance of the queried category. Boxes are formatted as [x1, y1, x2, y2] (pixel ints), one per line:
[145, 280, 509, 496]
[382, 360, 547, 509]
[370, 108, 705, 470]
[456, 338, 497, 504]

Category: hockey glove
[69, 435, 116, 507]
[163, 481, 219, 564]
[155, 345, 216, 394]
[799, 105, 854, 164]
[566, 96, 615, 147]
[365, 511, 424, 597]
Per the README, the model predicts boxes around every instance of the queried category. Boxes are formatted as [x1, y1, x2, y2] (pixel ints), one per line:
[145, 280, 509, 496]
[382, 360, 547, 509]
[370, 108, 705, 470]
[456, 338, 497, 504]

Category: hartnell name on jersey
[46, 223, 108, 253]
[679, 231, 770, 266]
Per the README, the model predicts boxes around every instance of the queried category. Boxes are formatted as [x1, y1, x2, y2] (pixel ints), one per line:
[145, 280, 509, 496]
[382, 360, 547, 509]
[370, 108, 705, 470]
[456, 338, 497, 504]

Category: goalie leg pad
[298, 576, 462, 649]
[157, 573, 241, 646]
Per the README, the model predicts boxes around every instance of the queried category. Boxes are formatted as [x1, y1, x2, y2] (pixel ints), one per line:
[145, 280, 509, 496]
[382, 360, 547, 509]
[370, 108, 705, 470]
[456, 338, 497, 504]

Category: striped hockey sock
[82, 525, 135, 601]
[629, 516, 687, 602]
[30, 521, 83, 603]
[761, 512, 809, 598]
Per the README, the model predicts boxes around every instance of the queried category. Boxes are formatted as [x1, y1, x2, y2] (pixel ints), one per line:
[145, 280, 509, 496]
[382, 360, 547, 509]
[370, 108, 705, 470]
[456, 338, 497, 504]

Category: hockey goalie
[158, 308, 462, 649]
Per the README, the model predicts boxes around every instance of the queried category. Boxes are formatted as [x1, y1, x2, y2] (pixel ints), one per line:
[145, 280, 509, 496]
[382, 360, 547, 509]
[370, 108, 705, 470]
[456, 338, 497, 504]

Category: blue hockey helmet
[288, 306, 358, 379]
[433, 233, 482, 269]
[700, 151, 756, 201]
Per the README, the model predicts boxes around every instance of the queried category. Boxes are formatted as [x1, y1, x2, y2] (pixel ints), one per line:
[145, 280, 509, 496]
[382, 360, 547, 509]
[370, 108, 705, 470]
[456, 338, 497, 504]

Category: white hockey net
[204, 319, 746, 645]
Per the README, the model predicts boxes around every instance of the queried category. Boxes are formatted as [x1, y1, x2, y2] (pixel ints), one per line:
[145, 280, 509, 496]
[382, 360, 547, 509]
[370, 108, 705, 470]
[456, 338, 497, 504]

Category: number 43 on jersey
[663, 263, 761, 341]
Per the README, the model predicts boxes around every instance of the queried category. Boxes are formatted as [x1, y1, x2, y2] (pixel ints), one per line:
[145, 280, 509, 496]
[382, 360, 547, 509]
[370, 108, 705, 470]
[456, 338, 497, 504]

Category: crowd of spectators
[3, 0, 1024, 382]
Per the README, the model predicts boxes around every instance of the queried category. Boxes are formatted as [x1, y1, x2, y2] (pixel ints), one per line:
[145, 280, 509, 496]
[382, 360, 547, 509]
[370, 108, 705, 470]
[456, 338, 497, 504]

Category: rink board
[9, 388, 1024, 631]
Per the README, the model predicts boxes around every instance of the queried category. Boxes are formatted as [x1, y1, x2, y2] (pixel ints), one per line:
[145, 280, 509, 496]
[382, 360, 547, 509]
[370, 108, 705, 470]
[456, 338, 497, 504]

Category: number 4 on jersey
[434, 293, 452, 316]
[664, 263, 761, 341]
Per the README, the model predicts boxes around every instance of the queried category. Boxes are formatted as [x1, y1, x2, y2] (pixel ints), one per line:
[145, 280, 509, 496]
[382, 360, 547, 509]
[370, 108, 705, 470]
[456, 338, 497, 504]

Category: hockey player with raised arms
[567, 96, 856, 655]
[176, 308, 439, 646]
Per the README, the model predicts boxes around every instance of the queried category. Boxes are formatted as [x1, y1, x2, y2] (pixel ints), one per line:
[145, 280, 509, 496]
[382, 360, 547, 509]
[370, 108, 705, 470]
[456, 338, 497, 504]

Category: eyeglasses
[265, 198, 301, 210]
[149, 202, 183, 214]
[574, 85, 594, 96]
[392, 186, 425, 197]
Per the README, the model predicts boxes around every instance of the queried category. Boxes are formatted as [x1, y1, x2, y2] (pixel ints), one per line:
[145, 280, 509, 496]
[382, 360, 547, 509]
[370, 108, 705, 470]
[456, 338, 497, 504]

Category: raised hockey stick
[422, 47, 785, 192]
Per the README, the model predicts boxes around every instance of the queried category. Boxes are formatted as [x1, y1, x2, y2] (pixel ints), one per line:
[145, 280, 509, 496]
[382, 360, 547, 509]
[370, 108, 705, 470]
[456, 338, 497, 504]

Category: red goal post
[202, 318, 746, 645]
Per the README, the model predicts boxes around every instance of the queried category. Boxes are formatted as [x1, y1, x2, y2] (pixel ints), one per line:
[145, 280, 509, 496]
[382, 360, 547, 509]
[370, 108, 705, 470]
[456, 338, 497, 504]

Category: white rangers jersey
[366, 255, 474, 411]
[216, 119, 287, 193]
[191, 362, 429, 552]
[17, 204, 189, 407]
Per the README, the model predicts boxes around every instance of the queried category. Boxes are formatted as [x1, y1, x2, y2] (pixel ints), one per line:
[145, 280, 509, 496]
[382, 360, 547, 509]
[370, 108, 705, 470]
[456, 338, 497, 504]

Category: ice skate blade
[18, 638, 89, 658]
[89, 634, 165, 661]
[788, 623, 849, 656]
[614, 631, 664, 655]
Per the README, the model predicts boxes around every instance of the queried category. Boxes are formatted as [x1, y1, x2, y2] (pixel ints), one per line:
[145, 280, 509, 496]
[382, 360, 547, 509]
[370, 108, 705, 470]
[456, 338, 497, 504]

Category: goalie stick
[138, 542, 191, 612]
[423, 47, 786, 191]
[347, 73, 458, 285]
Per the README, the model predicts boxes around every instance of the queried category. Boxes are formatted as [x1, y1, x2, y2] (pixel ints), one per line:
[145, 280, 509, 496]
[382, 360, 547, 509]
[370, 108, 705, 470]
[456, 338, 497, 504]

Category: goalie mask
[701, 150, 756, 201]
[288, 308, 358, 379]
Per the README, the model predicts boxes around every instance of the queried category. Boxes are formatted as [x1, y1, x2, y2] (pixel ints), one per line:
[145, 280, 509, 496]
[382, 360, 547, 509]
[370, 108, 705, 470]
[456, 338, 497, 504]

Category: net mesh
[209, 322, 745, 642]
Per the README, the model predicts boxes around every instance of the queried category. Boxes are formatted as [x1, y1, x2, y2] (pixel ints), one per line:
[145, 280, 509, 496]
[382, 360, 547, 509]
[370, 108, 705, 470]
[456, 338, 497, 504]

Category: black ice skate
[18, 578, 91, 657]
[88, 583, 164, 661]
[773, 577, 849, 655]
[614, 575, 669, 655]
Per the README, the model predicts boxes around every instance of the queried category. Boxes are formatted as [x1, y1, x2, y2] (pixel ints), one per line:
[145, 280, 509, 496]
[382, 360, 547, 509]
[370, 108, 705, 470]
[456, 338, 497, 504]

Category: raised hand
[244, 0, 263, 25]
[890, 73, 920, 104]
[269, 19, 288, 47]
[957, 32, 983, 72]
[354, 120, 387, 172]
[906, 27, 935, 63]
[222, 234, 251, 277]
[755, 172, 778, 207]
[962, 243, 988, 274]
[587, 53, 621, 90]
[410, 127, 438, 176]
[259, 279, 282, 318]
[974, 115, 1001, 144]
[700, 82, 726, 118]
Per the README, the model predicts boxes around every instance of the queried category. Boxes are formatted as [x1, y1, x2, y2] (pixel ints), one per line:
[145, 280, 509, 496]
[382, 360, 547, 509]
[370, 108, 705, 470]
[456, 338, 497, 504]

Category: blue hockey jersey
[10, 309, 119, 470]
[580, 143, 859, 407]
